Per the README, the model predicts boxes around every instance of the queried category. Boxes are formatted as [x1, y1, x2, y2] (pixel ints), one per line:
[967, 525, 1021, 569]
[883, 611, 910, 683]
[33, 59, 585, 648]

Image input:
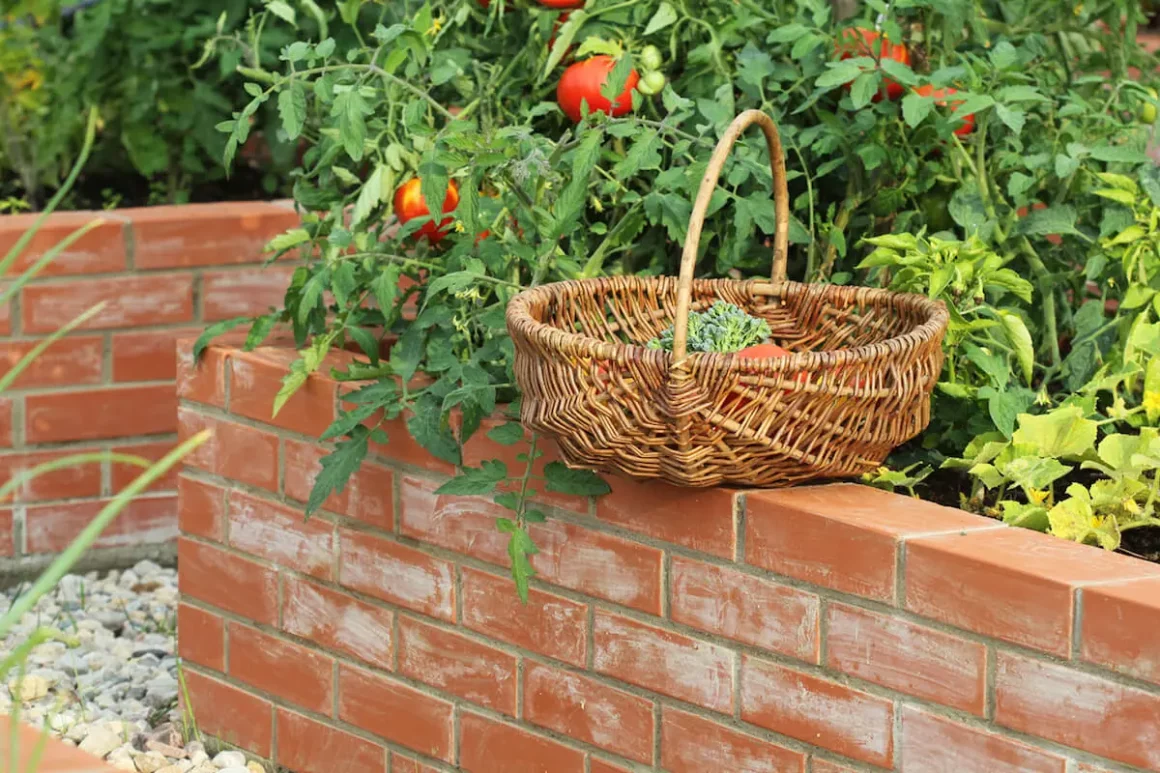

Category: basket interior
[542, 277, 928, 357]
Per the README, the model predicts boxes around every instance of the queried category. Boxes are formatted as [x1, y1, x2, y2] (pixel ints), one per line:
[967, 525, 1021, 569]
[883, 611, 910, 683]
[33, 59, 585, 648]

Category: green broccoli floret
[647, 302, 771, 353]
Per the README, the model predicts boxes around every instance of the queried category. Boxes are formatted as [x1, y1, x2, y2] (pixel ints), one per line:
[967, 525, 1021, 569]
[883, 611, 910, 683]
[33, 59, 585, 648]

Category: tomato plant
[394, 178, 459, 242]
[198, 0, 1160, 592]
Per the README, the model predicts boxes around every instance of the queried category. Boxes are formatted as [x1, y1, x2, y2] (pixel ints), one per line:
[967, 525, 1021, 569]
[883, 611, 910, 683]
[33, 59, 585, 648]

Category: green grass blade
[0, 107, 99, 275]
[0, 430, 210, 641]
[0, 302, 107, 394]
[0, 218, 106, 304]
[0, 451, 152, 504]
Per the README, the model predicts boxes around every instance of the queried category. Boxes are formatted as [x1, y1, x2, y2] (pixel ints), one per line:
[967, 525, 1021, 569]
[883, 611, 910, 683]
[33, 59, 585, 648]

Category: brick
[994, 651, 1160, 770]
[589, 762, 631, 773]
[402, 477, 664, 612]
[461, 567, 587, 666]
[22, 274, 194, 333]
[0, 449, 102, 503]
[177, 603, 224, 671]
[398, 616, 516, 714]
[0, 398, 10, 447]
[0, 713, 122, 771]
[1075, 765, 1117, 773]
[112, 327, 201, 382]
[202, 265, 297, 321]
[338, 663, 453, 761]
[593, 610, 732, 712]
[175, 342, 228, 407]
[340, 529, 455, 621]
[284, 439, 393, 529]
[227, 490, 334, 579]
[229, 350, 336, 436]
[597, 477, 737, 558]
[367, 414, 456, 476]
[390, 754, 440, 773]
[0, 337, 103, 389]
[111, 440, 180, 493]
[810, 761, 858, 773]
[177, 475, 226, 541]
[276, 709, 385, 773]
[906, 527, 1160, 657]
[1080, 577, 1160, 686]
[524, 662, 653, 763]
[670, 557, 819, 662]
[0, 510, 14, 557]
[0, 293, 7, 336]
[177, 537, 278, 625]
[228, 623, 333, 713]
[128, 201, 299, 269]
[178, 408, 279, 491]
[181, 669, 273, 757]
[825, 602, 986, 715]
[900, 706, 1065, 773]
[458, 712, 584, 773]
[661, 708, 805, 773]
[746, 484, 994, 602]
[461, 419, 588, 513]
[282, 576, 394, 670]
[741, 655, 893, 767]
[26, 384, 177, 443]
[0, 210, 127, 276]
[25, 495, 176, 553]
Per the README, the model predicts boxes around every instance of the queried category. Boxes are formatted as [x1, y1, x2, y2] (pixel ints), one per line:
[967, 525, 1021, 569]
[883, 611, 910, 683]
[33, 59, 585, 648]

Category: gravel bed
[0, 561, 267, 772]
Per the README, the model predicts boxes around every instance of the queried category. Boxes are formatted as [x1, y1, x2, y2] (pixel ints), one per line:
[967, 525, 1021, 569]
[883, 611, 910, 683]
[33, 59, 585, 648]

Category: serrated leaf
[602, 54, 636, 105]
[997, 85, 1048, 102]
[901, 92, 933, 127]
[497, 519, 538, 603]
[1016, 204, 1078, 237]
[816, 60, 865, 89]
[305, 427, 369, 516]
[487, 422, 526, 446]
[278, 83, 307, 140]
[192, 317, 248, 360]
[995, 103, 1025, 134]
[266, 227, 310, 253]
[352, 165, 386, 226]
[371, 265, 400, 317]
[244, 314, 277, 351]
[999, 311, 1035, 386]
[644, 1, 678, 35]
[878, 57, 918, 86]
[407, 394, 462, 466]
[436, 460, 508, 495]
[850, 72, 878, 109]
[767, 22, 808, 43]
[543, 461, 610, 495]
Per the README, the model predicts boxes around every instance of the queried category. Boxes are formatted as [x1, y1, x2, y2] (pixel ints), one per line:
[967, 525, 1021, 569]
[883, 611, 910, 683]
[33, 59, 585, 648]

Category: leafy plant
[196, 0, 1160, 579]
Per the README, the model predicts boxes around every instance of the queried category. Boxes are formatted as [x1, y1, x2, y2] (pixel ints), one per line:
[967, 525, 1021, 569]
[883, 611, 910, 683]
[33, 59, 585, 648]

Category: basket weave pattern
[507, 111, 949, 488]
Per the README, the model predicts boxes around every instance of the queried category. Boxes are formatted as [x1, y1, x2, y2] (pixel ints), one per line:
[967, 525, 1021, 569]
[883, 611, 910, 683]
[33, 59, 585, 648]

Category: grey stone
[79, 726, 123, 758]
[211, 751, 246, 768]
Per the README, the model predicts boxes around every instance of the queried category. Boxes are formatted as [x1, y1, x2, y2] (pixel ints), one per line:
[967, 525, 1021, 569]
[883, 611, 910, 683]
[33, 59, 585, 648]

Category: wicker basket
[506, 110, 949, 488]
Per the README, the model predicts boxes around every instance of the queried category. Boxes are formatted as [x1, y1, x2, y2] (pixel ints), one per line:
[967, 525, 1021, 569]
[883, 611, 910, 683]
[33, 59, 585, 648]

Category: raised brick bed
[0, 716, 114, 772]
[0, 201, 298, 573]
[177, 342, 1160, 773]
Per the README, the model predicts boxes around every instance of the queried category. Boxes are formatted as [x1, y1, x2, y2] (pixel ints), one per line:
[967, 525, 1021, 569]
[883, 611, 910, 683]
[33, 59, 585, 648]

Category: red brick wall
[0, 202, 298, 563]
[177, 344, 1160, 773]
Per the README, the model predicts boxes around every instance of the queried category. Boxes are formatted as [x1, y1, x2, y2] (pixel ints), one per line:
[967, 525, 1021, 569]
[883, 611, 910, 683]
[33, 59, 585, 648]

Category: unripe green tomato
[1141, 87, 1158, 125]
[640, 45, 663, 72]
[637, 70, 667, 96]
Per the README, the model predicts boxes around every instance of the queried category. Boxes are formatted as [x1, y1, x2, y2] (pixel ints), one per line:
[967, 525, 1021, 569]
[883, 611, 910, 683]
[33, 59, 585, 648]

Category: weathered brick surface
[0, 203, 299, 564]
[175, 343, 1160, 773]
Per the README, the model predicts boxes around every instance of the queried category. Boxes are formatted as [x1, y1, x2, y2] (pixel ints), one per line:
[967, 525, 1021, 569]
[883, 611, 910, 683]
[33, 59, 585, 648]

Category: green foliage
[201, 0, 1160, 577]
[647, 301, 771, 353]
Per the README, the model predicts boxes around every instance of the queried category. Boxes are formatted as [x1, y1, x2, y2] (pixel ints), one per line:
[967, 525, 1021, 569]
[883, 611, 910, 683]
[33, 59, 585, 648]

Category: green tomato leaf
[850, 72, 878, 110]
[901, 92, 934, 128]
[487, 422, 526, 446]
[543, 461, 610, 496]
[192, 316, 249, 361]
[435, 460, 509, 496]
[278, 82, 307, 140]
[644, 2, 678, 35]
[497, 519, 538, 604]
[305, 427, 369, 517]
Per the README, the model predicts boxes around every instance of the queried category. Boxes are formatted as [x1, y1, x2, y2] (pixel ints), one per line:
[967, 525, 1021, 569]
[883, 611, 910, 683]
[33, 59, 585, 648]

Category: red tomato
[834, 28, 910, 102]
[914, 84, 975, 136]
[737, 343, 810, 389]
[538, 0, 584, 7]
[393, 178, 459, 244]
[557, 55, 640, 123]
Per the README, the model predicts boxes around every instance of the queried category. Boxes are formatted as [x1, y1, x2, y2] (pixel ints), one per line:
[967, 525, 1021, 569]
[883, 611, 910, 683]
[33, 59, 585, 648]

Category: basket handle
[671, 110, 790, 363]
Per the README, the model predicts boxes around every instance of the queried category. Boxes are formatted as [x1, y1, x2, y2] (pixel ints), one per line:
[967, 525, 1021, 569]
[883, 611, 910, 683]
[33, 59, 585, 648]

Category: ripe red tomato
[834, 28, 910, 102]
[557, 55, 640, 123]
[538, 0, 584, 7]
[914, 84, 975, 136]
[737, 343, 811, 389]
[393, 178, 459, 244]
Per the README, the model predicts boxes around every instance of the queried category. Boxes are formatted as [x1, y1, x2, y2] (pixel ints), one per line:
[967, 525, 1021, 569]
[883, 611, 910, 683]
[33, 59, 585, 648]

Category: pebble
[0, 568, 270, 771]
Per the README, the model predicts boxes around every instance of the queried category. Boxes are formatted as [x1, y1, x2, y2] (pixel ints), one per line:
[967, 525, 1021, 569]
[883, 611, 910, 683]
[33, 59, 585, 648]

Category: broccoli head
[647, 301, 771, 353]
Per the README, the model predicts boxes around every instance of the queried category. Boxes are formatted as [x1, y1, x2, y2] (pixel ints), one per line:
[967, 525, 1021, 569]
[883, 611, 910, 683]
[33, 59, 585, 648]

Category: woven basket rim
[506, 276, 950, 373]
